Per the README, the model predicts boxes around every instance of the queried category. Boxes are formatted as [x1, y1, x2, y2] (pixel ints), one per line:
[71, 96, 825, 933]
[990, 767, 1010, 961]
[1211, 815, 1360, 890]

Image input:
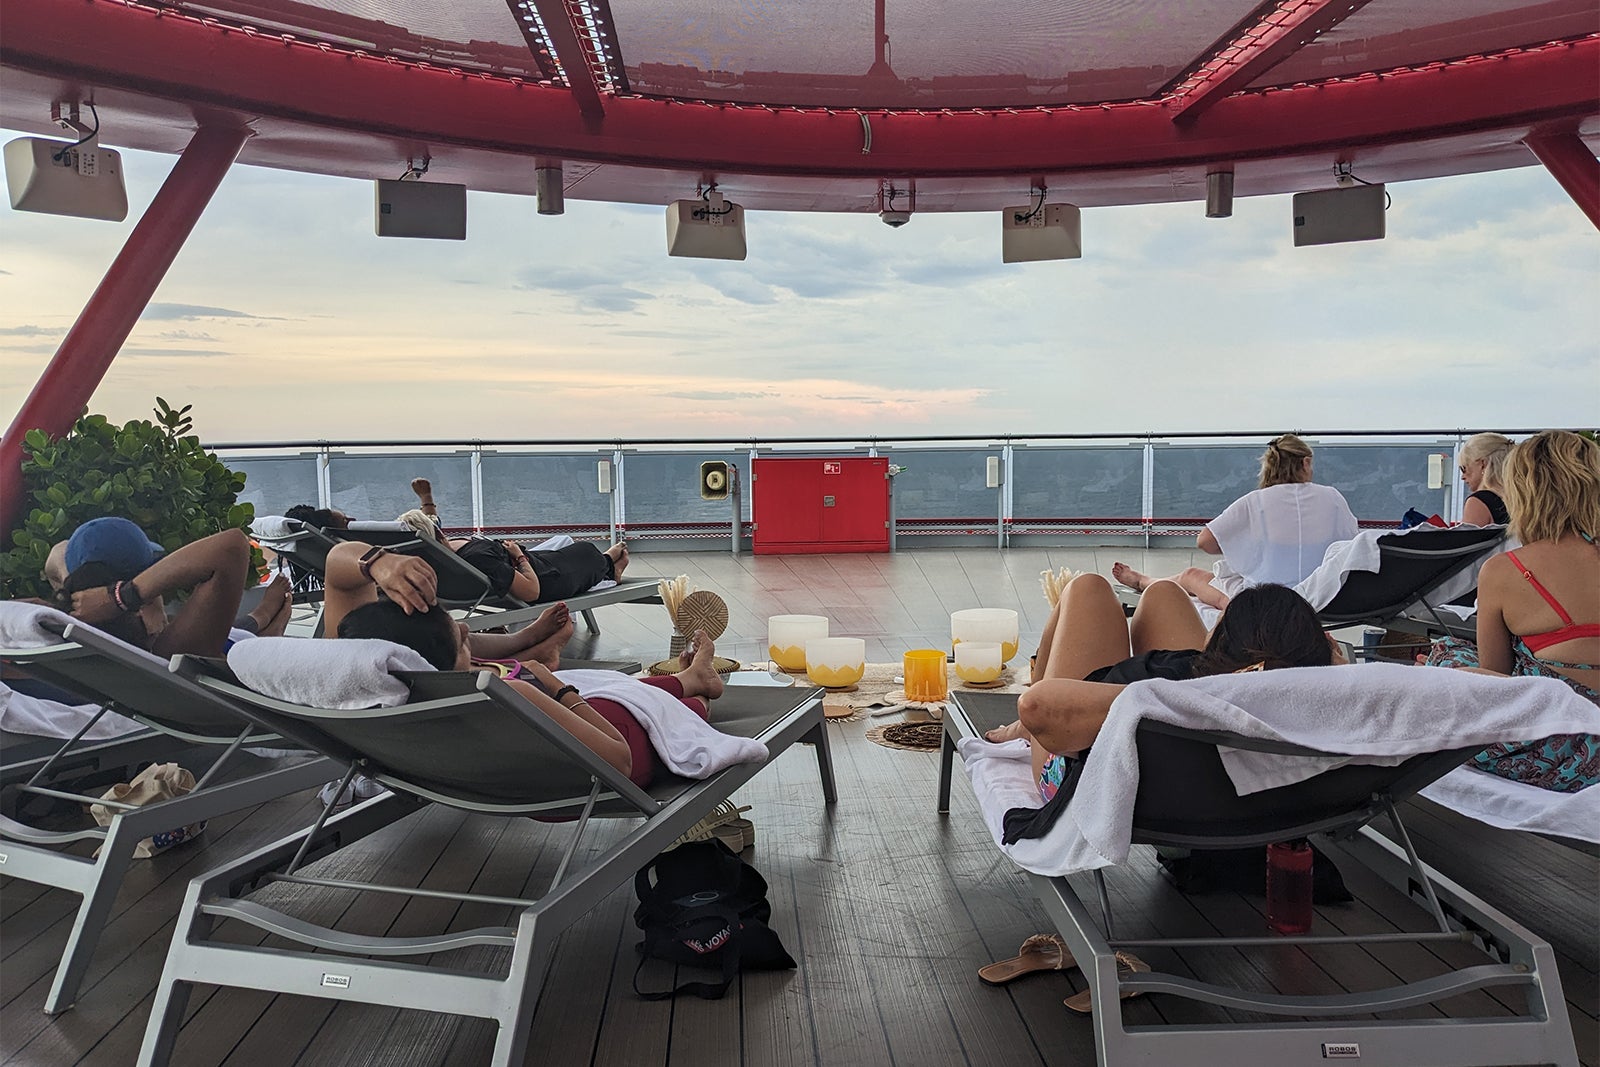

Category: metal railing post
[470, 443, 485, 533]
[1141, 437, 1156, 546]
[316, 446, 332, 508]
[613, 449, 627, 541]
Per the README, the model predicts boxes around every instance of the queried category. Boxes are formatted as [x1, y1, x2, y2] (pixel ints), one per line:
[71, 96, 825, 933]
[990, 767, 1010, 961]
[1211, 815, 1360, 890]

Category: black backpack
[632, 839, 796, 1000]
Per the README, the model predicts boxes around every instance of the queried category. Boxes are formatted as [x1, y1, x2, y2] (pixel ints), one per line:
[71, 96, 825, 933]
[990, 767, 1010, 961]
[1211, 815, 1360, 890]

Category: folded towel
[0, 680, 144, 740]
[0, 601, 75, 648]
[250, 515, 295, 543]
[554, 668, 768, 778]
[960, 663, 1600, 876]
[228, 637, 432, 709]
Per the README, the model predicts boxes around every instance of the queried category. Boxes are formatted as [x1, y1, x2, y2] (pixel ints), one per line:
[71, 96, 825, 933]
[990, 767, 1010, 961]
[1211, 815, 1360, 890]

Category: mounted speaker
[700, 461, 732, 500]
[1292, 184, 1385, 247]
[374, 179, 466, 239]
[4, 137, 127, 222]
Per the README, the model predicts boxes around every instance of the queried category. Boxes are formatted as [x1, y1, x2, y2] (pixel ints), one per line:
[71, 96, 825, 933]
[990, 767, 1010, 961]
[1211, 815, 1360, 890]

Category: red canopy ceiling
[0, 0, 1596, 210]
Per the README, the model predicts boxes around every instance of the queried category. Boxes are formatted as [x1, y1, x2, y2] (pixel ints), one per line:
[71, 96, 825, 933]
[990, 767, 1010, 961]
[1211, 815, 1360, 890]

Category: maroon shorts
[585, 676, 709, 788]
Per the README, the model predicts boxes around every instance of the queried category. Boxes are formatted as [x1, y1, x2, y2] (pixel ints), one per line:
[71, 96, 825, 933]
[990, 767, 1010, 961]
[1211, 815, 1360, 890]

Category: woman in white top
[1113, 434, 1358, 611]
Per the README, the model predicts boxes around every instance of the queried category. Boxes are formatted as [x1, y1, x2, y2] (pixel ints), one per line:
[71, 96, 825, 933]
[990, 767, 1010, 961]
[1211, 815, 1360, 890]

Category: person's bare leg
[1171, 567, 1230, 612]
[1031, 596, 1066, 683]
[605, 542, 629, 580]
[988, 573, 1129, 761]
[673, 629, 725, 709]
[1129, 579, 1208, 654]
[248, 575, 295, 637]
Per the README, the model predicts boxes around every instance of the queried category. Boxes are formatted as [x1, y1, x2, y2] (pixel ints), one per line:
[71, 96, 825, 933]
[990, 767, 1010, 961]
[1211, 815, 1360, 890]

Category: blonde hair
[395, 509, 441, 542]
[1258, 434, 1313, 489]
[1502, 431, 1600, 545]
[1459, 432, 1513, 492]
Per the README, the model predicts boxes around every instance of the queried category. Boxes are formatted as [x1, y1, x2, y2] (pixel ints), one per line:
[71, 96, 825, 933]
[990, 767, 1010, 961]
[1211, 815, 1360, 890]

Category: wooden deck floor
[3, 546, 1596, 1066]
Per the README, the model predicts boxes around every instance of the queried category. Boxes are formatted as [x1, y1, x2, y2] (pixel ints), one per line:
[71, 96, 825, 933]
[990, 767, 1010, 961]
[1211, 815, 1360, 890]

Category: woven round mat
[648, 655, 741, 677]
[865, 722, 945, 752]
[675, 590, 729, 640]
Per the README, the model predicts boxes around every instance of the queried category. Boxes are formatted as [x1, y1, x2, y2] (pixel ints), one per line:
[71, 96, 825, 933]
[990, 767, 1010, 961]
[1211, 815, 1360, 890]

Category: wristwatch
[357, 545, 390, 582]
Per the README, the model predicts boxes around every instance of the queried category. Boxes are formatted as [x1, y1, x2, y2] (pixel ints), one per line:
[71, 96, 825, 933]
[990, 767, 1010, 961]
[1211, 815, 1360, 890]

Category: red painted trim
[0, 125, 247, 536]
[1525, 130, 1600, 229]
[1, 1, 1593, 180]
[1170, 0, 1380, 124]
[528, 0, 606, 123]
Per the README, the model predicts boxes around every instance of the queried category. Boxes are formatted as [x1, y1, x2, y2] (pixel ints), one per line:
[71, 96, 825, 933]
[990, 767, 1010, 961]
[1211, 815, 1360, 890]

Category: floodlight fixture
[1205, 170, 1234, 218]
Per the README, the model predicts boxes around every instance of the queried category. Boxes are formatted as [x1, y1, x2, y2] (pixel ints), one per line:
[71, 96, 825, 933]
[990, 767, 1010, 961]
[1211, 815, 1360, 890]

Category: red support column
[1525, 131, 1600, 231]
[1, 125, 248, 535]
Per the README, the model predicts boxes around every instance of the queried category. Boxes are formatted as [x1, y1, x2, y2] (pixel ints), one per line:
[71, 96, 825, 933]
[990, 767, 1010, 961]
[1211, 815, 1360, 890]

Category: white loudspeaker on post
[1427, 454, 1445, 491]
[986, 456, 1003, 488]
[597, 460, 613, 494]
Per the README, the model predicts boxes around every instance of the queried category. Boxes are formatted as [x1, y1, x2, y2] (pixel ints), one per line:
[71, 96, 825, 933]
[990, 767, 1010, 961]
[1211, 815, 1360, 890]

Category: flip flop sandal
[977, 934, 1078, 986]
[1062, 951, 1151, 1014]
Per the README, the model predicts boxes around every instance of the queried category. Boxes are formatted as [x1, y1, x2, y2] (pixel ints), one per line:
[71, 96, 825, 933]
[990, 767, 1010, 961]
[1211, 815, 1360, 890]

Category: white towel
[250, 515, 295, 544]
[0, 680, 144, 740]
[960, 663, 1600, 876]
[1294, 526, 1511, 612]
[1420, 765, 1600, 843]
[554, 668, 768, 778]
[0, 601, 75, 648]
[228, 637, 432, 709]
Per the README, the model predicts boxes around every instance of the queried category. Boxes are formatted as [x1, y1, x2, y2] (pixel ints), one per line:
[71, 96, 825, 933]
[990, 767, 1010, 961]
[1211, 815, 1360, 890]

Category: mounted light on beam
[536, 162, 564, 215]
[1001, 192, 1081, 263]
[1205, 170, 1234, 218]
[665, 188, 747, 260]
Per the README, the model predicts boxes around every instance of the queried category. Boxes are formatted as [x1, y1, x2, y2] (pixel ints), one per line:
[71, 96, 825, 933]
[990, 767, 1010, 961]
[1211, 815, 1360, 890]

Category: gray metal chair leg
[808, 721, 838, 804]
[490, 910, 560, 1067]
[580, 608, 599, 633]
[43, 814, 142, 1014]
[137, 882, 212, 1067]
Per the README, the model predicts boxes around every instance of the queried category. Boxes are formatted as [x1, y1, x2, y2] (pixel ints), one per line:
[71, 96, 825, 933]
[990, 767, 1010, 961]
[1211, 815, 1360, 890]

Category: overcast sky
[2, 134, 1596, 445]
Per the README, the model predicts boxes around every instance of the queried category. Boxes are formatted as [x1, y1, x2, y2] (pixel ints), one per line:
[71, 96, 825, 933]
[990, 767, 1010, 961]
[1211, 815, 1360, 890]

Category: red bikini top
[1505, 550, 1600, 653]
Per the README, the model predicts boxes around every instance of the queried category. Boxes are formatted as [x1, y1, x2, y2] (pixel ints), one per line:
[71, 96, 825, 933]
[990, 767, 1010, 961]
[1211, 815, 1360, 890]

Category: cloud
[154, 329, 219, 341]
[141, 302, 265, 321]
[120, 346, 231, 358]
[514, 267, 654, 312]
[0, 324, 54, 337]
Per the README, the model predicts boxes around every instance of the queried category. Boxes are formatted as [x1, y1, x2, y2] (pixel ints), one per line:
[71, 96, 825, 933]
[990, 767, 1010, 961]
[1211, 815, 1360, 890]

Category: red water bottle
[1266, 839, 1314, 934]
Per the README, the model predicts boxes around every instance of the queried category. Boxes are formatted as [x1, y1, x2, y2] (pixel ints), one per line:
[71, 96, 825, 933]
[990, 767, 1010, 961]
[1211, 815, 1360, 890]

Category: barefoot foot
[513, 602, 571, 649]
[249, 576, 294, 637]
[984, 720, 1031, 745]
[1110, 562, 1149, 593]
[676, 629, 725, 702]
[605, 542, 629, 580]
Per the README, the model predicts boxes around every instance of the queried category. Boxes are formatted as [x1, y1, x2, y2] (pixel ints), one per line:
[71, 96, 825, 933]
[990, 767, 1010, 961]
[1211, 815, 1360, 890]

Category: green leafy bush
[1, 399, 255, 600]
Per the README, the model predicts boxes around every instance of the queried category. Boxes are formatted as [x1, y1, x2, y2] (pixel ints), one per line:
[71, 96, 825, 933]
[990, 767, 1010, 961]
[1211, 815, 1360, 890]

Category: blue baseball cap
[64, 517, 165, 579]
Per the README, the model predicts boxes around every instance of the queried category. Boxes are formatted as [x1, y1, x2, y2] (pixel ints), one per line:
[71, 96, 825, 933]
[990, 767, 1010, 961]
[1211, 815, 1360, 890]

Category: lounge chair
[0, 607, 337, 1015]
[1311, 525, 1507, 634]
[137, 650, 836, 1067]
[938, 676, 1583, 1067]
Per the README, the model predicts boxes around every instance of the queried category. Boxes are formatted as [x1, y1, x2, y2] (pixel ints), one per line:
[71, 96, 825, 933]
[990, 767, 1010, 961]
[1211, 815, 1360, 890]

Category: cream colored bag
[90, 762, 207, 858]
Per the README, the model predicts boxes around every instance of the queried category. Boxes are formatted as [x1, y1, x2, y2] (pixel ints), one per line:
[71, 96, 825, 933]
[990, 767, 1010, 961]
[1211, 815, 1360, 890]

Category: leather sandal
[1062, 951, 1151, 1014]
[978, 934, 1078, 986]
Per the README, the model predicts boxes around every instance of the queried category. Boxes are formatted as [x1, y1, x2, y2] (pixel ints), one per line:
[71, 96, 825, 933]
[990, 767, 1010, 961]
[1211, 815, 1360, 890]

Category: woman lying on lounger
[992, 575, 1339, 799]
[336, 597, 728, 787]
[394, 507, 629, 604]
[1111, 434, 1357, 611]
[1426, 429, 1599, 792]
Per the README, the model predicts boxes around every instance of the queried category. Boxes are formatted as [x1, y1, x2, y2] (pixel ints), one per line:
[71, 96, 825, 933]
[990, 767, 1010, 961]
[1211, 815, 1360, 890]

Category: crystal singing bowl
[954, 641, 1003, 683]
[768, 614, 829, 671]
[951, 608, 1019, 663]
[806, 638, 865, 687]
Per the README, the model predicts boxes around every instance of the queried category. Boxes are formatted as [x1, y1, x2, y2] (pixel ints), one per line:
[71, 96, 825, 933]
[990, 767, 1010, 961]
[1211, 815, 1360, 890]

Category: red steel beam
[0, 125, 247, 536]
[1170, 0, 1380, 125]
[1525, 130, 1600, 230]
[527, 0, 606, 124]
[0, 2, 1594, 179]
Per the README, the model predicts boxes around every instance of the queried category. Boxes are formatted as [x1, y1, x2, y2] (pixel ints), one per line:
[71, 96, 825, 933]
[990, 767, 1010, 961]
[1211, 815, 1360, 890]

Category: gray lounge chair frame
[1318, 526, 1506, 634]
[0, 621, 337, 1015]
[266, 519, 661, 634]
[138, 664, 835, 1067]
[938, 691, 1578, 1067]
